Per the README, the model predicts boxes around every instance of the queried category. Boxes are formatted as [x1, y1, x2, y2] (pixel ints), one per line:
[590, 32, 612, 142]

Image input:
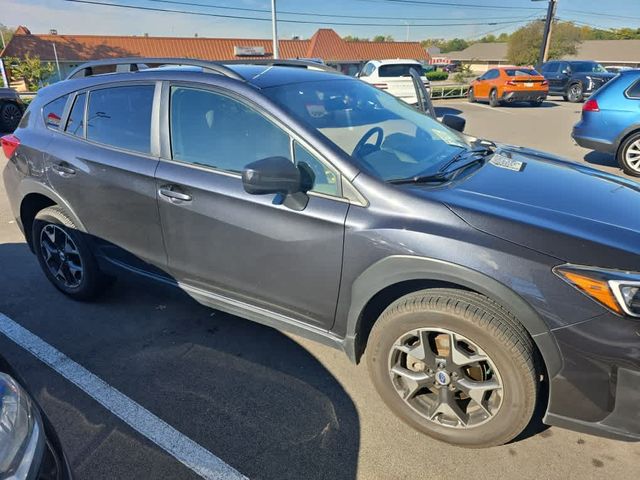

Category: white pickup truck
[356, 59, 431, 104]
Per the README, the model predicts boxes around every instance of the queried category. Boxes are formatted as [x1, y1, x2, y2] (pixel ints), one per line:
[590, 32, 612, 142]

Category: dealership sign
[234, 46, 267, 56]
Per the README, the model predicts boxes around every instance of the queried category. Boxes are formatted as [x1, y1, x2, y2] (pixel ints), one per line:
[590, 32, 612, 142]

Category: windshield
[263, 79, 470, 181]
[504, 68, 540, 77]
[572, 62, 607, 73]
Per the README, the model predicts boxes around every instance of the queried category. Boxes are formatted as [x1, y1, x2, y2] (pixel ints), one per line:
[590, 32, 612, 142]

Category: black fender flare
[613, 124, 640, 153]
[343, 255, 562, 377]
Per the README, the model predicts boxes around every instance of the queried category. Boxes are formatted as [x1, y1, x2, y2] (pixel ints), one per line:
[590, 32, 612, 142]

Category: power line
[144, 0, 534, 22]
[560, 9, 640, 22]
[62, 0, 536, 27]
[467, 15, 542, 40]
[357, 0, 545, 11]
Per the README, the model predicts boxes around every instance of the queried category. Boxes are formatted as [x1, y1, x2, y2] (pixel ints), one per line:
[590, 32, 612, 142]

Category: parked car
[572, 69, 640, 176]
[468, 66, 548, 107]
[0, 353, 72, 479]
[0, 88, 25, 132]
[357, 59, 430, 104]
[3, 58, 640, 448]
[443, 63, 461, 73]
[541, 60, 616, 102]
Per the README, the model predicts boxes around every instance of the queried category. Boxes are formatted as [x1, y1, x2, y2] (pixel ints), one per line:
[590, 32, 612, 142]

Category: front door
[155, 85, 348, 329]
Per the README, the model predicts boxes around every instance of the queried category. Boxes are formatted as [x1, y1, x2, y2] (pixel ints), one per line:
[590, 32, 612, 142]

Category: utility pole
[537, 0, 558, 68]
[52, 42, 62, 81]
[271, 0, 279, 59]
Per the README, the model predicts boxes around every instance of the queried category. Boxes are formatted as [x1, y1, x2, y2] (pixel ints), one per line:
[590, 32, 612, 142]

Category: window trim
[42, 94, 72, 131]
[161, 81, 362, 202]
[63, 91, 87, 138]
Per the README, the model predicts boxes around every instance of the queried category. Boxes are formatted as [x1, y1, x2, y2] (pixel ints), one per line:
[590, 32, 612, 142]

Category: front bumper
[501, 90, 547, 102]
[544, 312, 640, 441]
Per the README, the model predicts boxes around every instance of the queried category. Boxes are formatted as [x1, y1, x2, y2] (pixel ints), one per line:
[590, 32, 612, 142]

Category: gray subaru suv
[3, 58, 640, 448]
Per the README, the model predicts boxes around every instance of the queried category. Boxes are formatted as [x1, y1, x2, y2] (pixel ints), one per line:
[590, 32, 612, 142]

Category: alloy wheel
[388, 327, 503, 429]
[1, 103, 21, 129]
[39, 224, 84, 288]
[625, 140, 640, 173]
[568, 84, 582, 102]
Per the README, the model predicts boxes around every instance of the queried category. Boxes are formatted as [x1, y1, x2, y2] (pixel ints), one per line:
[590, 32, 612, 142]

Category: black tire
[562, 94, 569, 101]
[488, 89, 500, 107]
[366, 288, 539, 448]
[33, 206, 109, 300]
[0, 102, 22, 132]
[616, 131, 640, 177]
[468, 87, 475, 103]
[566, 83, 584, 103]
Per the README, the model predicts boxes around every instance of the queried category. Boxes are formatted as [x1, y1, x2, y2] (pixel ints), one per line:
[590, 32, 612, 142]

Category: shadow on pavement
[0, 241, 361, 480]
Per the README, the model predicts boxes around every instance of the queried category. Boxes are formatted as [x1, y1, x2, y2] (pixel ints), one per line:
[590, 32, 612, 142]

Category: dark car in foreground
[0, 354, 72, 479]
[0, 88, 25, 132]
[3, 58, 640, 448]
[573, 69, 640, 177]
[541, 60, 616, 102]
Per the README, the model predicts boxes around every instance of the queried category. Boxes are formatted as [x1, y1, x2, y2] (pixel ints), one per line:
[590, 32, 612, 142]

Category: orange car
[469, 66, 549, 107]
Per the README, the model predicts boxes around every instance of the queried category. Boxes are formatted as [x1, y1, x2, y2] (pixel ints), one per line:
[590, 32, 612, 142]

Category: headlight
[554, 265, 640, 317]
[0, 373, 42, 480]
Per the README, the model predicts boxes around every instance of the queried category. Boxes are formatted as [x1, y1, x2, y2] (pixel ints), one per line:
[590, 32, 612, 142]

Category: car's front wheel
[468, 87, 475, 103]
[33, 206, 109, 300]
[366, 288, 539, 448]
[488, 89, 500, 107]
[617, 131, 640, 177]
[566, 83, 584, 103]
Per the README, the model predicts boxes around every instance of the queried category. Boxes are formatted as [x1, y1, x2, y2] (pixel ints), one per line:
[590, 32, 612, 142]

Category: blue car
[572, 69, 640, 176]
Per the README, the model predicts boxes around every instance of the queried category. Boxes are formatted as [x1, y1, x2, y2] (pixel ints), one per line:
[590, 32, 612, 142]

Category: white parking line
[464, 102, 515, 114]
[0, 313, 247, 480]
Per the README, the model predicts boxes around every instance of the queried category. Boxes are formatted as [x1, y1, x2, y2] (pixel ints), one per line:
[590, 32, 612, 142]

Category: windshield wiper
[389, 157, 485, 185]
[437, 146, 494, 175]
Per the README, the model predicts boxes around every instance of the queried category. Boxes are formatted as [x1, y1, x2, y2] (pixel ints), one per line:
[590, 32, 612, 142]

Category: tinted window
[504, 68, 540, 76]
[542, 62, 559, 73]
[294, 142, 339, 196]
[378, 64, 422, 77]
[65, 93, 86, 137]
[484, 69, 500, 80]
[627, 79, 640, 98]
[86, 85, 154, 154]
[571, 62, 607, 73]
[43, 95, 68, 129]
[170, 87, 291, 173]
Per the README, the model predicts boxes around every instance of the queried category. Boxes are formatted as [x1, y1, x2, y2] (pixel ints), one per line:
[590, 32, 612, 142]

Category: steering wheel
[352, 127, 384, 159]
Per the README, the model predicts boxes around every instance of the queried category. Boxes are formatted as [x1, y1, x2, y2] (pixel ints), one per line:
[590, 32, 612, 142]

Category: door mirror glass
[441, 114, 466, 133]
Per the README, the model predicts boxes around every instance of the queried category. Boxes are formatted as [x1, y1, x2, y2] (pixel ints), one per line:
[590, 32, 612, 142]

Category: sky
[2, 0, 640, 41]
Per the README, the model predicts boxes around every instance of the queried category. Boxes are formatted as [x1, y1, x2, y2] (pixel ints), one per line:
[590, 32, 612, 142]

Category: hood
[424, 146, 640, 269]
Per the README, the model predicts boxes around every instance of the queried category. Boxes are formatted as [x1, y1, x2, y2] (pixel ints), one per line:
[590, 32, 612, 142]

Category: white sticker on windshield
[490, 154, 526, 172]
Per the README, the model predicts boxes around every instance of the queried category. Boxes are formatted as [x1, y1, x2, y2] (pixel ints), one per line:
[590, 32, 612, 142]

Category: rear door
[543, 62, 564, 94]
[155, 84, 348, 329]
[46, 82, 167, 270]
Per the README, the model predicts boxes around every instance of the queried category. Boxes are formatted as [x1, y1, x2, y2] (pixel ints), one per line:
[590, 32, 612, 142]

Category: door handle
[159, 186, 192, 202]
[51, 162, 76, 177]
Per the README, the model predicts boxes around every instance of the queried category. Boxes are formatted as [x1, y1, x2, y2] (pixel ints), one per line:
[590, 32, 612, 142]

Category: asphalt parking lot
[1, 98, 639, 480]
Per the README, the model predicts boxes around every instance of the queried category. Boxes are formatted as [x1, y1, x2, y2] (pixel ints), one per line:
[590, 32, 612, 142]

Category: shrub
[426, 71, 449, 81]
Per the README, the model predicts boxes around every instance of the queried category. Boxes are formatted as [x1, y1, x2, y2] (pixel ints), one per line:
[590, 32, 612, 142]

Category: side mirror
[441, 114, 466, 133]
[242, 156, 308, 210]
[561, 69, 570, 75]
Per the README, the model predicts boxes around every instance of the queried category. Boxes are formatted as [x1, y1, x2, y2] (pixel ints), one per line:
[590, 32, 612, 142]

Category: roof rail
[66, 58, 246, 81]
[222, 59, 342, 74]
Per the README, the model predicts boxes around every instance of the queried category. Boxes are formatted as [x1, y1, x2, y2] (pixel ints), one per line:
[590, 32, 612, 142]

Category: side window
[626, 79, 640, 99]
[170, 86, 291, 173]
[42, 95, 69, 130]
[86, 85, 154, 154]
[65, 93, 86, 137]
[294, 142, 340, 197]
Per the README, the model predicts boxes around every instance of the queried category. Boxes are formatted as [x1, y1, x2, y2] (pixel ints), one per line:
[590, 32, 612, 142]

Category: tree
[441, 38, 469, 53]
[0, 23, 15, 49]
[343, 35, 368, 42]
[5, 54, 55, 91]
[372, 35, 394, 42]
[507, 20, 582, 66]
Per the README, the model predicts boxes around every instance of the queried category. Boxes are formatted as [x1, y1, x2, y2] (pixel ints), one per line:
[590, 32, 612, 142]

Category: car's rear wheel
[33, 206, 109, 300]
[366, 289, 538, 448]
[489, 89, 500, 107]
[617, 131, 640, 177]
[0, 102, 22, 132]
[566, 83, 584, 103]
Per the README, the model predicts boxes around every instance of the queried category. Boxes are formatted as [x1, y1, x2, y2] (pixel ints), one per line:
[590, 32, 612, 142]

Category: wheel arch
[614, 125, 640, 154]
[343, 255, 562, 377]
[19, 181, 86, 251]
